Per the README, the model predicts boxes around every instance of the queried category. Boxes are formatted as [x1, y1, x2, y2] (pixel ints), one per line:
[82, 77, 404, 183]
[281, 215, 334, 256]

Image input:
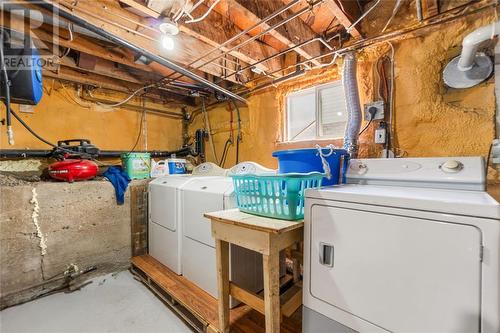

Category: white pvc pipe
[458, 21, 500, 71]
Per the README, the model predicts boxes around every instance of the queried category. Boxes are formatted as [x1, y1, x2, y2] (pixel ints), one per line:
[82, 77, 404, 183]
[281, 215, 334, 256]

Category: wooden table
[204, 209, 304, 333]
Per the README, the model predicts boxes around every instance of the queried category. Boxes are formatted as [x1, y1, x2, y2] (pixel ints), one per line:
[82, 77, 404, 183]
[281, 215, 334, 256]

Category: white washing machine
[303, 157, 500, 333]
[180, 162, 274, 302]
[148, 162, 227, 274]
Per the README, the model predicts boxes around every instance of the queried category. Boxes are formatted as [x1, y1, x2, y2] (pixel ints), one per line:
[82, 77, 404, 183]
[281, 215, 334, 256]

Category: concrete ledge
[0, 179, 148, 308]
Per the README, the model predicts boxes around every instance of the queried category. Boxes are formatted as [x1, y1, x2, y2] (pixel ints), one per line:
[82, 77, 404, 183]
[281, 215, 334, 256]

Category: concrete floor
[0, 271, 192, 333]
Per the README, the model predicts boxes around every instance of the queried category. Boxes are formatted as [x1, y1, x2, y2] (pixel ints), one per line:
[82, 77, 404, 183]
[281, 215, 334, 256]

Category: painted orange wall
[0, 82, 184, 152]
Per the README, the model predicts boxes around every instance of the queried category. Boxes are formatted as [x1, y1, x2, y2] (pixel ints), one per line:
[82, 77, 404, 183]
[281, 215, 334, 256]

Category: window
[285, 81, 347, 142]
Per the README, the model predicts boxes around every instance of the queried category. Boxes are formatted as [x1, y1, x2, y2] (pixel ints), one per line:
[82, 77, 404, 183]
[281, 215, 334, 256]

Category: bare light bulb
[161, 35, 174, 50]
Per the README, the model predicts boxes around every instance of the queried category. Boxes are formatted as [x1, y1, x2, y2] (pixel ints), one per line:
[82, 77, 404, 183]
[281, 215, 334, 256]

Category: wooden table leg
[263, 250, 280, 333]
[215, 239, 230, 333]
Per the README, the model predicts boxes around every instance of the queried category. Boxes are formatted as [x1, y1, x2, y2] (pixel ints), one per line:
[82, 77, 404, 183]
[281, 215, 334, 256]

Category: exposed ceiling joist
[176, 3, 282, 74]
[36, 0, 247, 102]
[209, 0, 323, 65]
[119, 0, 161, 18]
[49, 0, 239, 83]
[323, 0, 362, 38]
[280, 0, 341, 35]
[43, 66, 196, 106]
[119, 0, 281, 75]
[423, 0, 440, 17]
[2, 7, 200, 85]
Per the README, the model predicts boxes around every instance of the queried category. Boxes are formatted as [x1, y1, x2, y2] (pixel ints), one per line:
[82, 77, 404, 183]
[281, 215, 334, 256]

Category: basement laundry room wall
[188, 4, 499, 198]
[0, 81, 184, 152]
[0, 180, 149, 309]
[0, 81, 181, 308]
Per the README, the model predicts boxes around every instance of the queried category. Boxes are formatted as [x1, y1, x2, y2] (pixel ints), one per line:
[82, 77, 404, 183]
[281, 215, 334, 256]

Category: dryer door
[309, 204, 482, 333]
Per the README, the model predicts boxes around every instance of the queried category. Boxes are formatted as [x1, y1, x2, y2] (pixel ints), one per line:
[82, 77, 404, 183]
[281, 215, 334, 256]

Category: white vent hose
[342, 52, 362, 158]
[443, 21, 499, 89]
[458, 21, 500, 71]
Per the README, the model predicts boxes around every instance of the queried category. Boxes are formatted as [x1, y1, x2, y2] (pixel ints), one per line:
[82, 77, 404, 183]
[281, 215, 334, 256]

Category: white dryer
[148, 162, 226, 274]
[180, 162, 274, 301]
[303, 157, 500, 333]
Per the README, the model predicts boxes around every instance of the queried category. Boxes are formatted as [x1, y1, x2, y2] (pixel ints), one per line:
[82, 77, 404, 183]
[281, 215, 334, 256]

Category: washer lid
[149, 174, 192, 187]
[181, 176, 234, 196]
[306, 185, 500, 219]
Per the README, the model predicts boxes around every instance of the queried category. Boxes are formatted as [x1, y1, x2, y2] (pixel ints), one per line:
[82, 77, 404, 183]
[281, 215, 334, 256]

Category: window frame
[284, 81, 346, 143]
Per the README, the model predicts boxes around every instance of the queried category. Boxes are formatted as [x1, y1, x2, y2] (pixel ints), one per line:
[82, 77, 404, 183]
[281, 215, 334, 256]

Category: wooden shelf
[131, 255, 302, 333]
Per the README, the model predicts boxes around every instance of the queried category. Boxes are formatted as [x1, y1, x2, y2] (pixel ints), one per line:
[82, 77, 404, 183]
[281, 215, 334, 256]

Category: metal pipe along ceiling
[33, 1, 247, 104]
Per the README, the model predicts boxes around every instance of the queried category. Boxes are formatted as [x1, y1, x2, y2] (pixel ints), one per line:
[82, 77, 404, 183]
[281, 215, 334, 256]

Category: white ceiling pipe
[458, 21, 500, 71]
[443, 21, 499, 88]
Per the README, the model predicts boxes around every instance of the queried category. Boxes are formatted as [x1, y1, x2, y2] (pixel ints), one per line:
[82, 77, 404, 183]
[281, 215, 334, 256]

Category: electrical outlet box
[364, 100, 385, 121]
[375, 127, 386, 144]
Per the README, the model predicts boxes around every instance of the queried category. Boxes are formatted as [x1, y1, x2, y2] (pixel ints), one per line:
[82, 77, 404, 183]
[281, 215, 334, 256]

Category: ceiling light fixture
[159, 18, 179, 51]
[161, 35, 175, 50]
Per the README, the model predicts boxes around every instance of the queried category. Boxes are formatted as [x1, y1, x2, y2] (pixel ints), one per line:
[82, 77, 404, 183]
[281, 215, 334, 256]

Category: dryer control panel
[347, 157, 485, 191]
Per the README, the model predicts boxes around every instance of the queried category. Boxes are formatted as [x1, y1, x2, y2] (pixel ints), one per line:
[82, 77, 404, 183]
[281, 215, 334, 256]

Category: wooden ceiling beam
[47, 0, 243, 84]
[176, 3, 281, 74]
[280, 0, 341, 35]
[2, 8, 200, 85]
[122, 0, 281, 76]
[43, 66, 195, 106]
[209, 0, 323, 65]
[423, 0, 440, 17]
[323, 0, 362, 38]
[119, 0, 160, 18]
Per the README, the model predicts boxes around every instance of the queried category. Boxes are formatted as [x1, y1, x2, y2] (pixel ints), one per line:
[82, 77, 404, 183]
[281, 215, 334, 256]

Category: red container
[48, 159, 98, 182]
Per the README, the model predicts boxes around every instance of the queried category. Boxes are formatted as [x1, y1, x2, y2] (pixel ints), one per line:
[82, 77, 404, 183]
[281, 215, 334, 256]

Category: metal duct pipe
[443, 21, 499, 89]
[34, 1, 247, 104]
[342, 53, 362, 158]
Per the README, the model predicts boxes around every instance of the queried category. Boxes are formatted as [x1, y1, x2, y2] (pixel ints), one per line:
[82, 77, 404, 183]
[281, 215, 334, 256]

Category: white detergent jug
[150, 159, 169, 178]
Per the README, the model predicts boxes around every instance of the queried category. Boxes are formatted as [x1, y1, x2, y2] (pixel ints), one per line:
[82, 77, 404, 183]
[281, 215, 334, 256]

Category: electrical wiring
[382, 0, 405, 33]
[8, 109, 101, 160]
[59, 84, 93, 109]
[202, 97, 219, 165]
[358, 118, 373, 136]
[128, 97, 147, 153]
[184, 0, 221, 24]
[346, 0, 382, 33]
[90, 84, 157, 108]
[231, 99, 242, 164]
[386, 41, 395, 157]
[59, 23, 73, 59]
[0, 29, 13, 144]
[219, 138, 232, 167]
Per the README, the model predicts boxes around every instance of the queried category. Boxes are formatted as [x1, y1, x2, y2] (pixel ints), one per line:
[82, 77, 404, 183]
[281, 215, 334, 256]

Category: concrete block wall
[0, 179, 147, 309]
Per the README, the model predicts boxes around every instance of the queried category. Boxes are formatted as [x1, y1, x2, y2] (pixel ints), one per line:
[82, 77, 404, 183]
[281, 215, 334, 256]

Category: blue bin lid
[272, 148, 348, 157]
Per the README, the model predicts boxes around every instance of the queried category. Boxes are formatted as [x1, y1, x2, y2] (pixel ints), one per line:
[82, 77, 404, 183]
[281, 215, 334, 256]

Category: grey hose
[342, 52, 362, 158]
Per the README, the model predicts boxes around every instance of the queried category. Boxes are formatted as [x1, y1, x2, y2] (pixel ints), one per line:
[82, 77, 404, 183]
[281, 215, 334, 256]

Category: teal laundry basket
[231, 172, 323, 221]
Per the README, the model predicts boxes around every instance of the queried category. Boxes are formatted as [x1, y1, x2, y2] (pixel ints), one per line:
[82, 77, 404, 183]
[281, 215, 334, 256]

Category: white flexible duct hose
[342, 52, 362, 158]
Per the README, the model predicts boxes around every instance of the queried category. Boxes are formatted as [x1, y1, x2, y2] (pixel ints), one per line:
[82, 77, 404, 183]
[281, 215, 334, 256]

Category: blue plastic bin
[272, 148, 349, 186]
